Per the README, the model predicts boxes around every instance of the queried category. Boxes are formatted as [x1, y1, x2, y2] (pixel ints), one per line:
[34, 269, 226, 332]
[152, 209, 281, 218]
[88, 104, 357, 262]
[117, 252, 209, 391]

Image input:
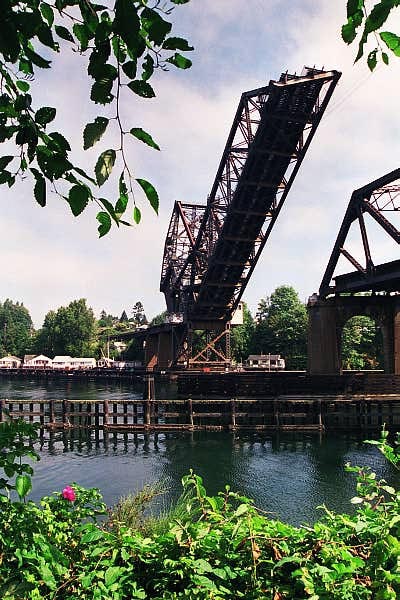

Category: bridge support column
[308, 299, 340, 374]
[393, 300, 400, 375]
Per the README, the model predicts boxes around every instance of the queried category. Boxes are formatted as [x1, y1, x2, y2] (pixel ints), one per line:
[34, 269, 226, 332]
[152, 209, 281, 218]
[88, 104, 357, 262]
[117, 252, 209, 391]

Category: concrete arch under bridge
[308, 295, 400, 374]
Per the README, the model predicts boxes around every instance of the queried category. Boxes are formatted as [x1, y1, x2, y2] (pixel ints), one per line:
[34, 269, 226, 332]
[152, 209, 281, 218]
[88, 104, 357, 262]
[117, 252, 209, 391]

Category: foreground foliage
[0, 0, 192, 235]
[342, 0, 400, 71]
[1, 420, 400, 599]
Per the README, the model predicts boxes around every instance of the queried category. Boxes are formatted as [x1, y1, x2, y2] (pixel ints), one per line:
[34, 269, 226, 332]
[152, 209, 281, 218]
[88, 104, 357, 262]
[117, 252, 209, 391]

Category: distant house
[70, 358, 96, 369]
[52, 356, 73, 369]
[23, 354, 52, 368]
[245, 354, 285, 371]
[0, 355, 21, 369]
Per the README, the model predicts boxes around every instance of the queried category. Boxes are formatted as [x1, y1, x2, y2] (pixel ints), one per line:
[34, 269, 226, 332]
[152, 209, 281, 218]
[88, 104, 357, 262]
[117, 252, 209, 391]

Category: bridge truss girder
[319, 167, 400, 298]
[161, 67, 341, 325]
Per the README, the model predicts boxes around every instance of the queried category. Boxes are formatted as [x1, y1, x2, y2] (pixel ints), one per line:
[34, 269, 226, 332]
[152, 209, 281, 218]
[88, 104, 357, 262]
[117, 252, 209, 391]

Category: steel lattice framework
[319, 168, 400, 298]
[160, 67, 341, 325]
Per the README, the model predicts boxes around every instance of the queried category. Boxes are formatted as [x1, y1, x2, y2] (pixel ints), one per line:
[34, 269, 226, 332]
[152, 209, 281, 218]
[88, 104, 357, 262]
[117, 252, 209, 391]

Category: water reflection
[2, 377, 399, 526]
[30, 427, 400, 526]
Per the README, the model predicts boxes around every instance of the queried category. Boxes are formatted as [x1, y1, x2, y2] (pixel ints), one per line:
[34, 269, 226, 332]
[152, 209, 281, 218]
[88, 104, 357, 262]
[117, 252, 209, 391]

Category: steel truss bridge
[309, 168, 400, 375]
[142, 66, 341, 369]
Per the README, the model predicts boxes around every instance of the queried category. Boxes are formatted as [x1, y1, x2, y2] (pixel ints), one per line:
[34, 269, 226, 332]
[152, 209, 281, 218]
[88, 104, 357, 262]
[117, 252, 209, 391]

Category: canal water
[1, 377, 399, 526]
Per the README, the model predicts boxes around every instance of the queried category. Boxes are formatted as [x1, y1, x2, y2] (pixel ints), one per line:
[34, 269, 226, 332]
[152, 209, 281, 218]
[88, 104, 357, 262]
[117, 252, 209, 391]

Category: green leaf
[97, 211, 112, 237]
[163, 37, 194, 51]
[367, 49, 378, 71]
[136, 178, 159, 214]
[83, 117, 109, 150]
[133, 205, 141, 224]
[365, 2, 392, 34]
[100, 197, 118, 224]
[48, 132, 71, 154]
[40, 3, 54, 27]
[35, 107, 56, 126]
[105, 566, 124, 587]
[127, 80, 155, 98]
[171, 0, 190, 4]
[113, 0, 140, 50]
[73, 23, 90, 51]
[142, 54, 154, 81]
[380, 31, 400, 56]
[115, 192, 128, 216]
[25, 47, 51, 69]
[342, 21, 357, 44]
[347, 0, 363, 18]
[68, 184, 90, 216]
[95, 149, 116, 186]
[90, 79, 114, 105]
[55, 25, 74, 43]
[141, 8, 172, 46]
[130, 128, 160, 150]
[32, 168, 46, 207]
[119, 171, 128, 196]
[382, 51, 389, 64]
[16, 80, 30, 93]
[15, 474, 31, 499]
[122, 59, 137, 79]
[0, 156, 14, 170]
[166, 53, 192, 69]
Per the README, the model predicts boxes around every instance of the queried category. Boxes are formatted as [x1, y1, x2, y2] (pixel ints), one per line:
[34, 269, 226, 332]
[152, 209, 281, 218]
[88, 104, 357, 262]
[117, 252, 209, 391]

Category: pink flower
[62, 485, 76, 501]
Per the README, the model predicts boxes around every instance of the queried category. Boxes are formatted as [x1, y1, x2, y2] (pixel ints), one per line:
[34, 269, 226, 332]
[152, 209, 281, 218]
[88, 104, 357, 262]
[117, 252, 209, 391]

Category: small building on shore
[0, 355, 22, 368]
[245, 354, 285, 371]
[70, 357, 96, 369]
[52, 356, 73, 369]
[23, 354, 52, 368]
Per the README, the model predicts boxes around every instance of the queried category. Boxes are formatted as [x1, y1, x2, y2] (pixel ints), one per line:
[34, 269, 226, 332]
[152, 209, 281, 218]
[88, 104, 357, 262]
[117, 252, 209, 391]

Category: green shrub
[0, 419, 399, 599]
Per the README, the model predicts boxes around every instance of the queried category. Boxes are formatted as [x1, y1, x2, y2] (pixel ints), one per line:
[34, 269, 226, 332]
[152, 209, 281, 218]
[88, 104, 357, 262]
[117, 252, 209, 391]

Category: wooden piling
[49, 399, 55, 424]
[231, 398, 236, 430]
[104, 399, 109, 428]
[187, 398, 193, 429]
[62, 399, 67, 426]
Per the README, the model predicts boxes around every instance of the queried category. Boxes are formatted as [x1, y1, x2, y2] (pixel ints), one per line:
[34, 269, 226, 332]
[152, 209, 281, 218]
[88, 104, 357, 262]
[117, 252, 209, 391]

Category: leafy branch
[342, 0, 400, 71]
[0, 0, 193, 236]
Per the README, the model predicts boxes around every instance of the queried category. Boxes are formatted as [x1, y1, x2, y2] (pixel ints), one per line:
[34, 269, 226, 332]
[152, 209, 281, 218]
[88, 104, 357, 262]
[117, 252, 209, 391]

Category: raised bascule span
[144, 66, 341, 369]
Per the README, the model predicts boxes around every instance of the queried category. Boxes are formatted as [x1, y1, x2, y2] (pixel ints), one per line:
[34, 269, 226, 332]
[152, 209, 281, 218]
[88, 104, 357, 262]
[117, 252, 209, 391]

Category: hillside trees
[251, 285, 308, 369]
[341, 315, 383, 370]
[0, 0, 193, 235]
[0, 299, 33, 357]
[35, 298, 97, 356]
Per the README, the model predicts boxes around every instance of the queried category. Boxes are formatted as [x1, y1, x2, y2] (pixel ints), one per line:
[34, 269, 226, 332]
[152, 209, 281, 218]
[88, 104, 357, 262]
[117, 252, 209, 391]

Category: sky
[2, 1, 400, 328]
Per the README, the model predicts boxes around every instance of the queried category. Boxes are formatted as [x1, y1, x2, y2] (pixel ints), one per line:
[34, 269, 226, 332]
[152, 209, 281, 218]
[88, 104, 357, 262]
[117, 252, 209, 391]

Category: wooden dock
[2, 395, 400, 432]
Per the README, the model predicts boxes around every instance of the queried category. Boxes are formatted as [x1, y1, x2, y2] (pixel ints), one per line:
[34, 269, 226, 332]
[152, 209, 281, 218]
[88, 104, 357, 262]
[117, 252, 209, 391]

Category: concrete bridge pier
[307, 298, 340, 374]
[308, 295, 400, 375]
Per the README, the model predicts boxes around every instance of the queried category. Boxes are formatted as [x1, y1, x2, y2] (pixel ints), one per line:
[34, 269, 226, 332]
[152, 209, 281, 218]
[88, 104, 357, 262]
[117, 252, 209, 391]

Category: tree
[250, 286, 308, 370]
[119, 310, 129, 323]
[35, 298, 96, 356]
[98, 310, 117, 328]
[150, 310, 168, 326]
[230, 303, 254, 363]
[0, 299, 33, 357]
[342, 1, 400, 70]
[132, 301, 147, 325]
[341, 315, 383, 370]
[0, 0, 193, 236]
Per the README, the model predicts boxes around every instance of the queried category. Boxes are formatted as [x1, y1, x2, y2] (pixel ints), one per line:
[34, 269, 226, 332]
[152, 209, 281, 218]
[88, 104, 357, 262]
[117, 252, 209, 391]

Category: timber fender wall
[177, 372, 400, 397]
